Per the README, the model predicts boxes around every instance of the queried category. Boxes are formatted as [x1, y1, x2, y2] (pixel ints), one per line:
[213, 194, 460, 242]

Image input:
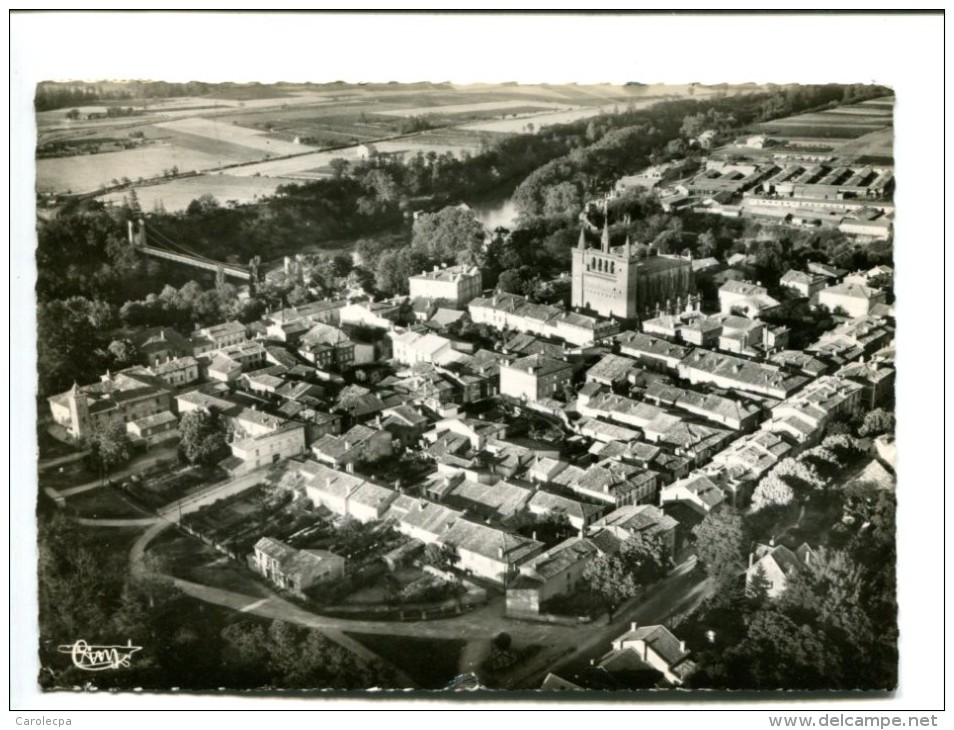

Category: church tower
[66, 382, 89, 440]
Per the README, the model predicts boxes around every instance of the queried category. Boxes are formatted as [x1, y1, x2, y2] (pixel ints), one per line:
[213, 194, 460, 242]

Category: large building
[48, 370, 173, 441]
[571, 212, 694, 321]
[500, 354, 573, 402]
[409, 265, 482, 306]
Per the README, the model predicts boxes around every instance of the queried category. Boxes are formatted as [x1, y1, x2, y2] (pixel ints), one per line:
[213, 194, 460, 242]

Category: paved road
[38, 450, 88, 471]
[75, 516, 160, 527]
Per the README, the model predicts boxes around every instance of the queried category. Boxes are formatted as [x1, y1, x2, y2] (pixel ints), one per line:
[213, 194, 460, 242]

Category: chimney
[679, 640, 686, 653]
[532, 531, 537, 542]
[748, 552, 755, 568]
[630, 621, 638, 631]
[497, 546, 505, 559]
[346, 462, 354, 474]
[127, 220, 134, 245]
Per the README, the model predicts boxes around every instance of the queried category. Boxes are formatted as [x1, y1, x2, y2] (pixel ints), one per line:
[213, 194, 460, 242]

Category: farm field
[754, 97, 894, 143]
[224, 147, 365, 179]
[458, 94, 677, 133]
[154, 117, 312, 156]
[36, 82, 751, 195]
[98, 174, 285, 211]
[372, 99, 571, 117]
[459, 103, 624, 133]
[829, 128, 895, 159]
[36, 143, 231, 194]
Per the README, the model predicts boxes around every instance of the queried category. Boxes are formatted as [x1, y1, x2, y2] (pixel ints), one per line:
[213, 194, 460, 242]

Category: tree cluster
[178, 409, 228, 466]
[583, 532, 671, 615]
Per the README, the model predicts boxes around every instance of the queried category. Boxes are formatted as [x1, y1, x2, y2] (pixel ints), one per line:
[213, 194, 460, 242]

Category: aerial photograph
[32, 71, 899, 694]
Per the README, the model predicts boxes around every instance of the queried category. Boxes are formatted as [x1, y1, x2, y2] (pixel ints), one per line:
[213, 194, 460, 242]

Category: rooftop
[410, 265, 480, 283]
[505, 354, 573, 378]
[521, 536, 600, 580]
[441, 519, 543, 565]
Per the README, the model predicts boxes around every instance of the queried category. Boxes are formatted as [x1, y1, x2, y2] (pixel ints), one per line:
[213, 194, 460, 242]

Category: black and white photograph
[9, 9, 945, 719]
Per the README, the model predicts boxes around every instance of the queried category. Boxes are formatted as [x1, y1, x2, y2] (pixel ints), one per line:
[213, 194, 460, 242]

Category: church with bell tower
[570, 202, 696, 321]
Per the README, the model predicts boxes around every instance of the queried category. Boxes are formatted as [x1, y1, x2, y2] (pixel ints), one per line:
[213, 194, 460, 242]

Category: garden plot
[181, 485, 323, 559]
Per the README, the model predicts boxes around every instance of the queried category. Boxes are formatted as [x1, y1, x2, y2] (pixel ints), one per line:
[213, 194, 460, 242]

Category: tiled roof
[521, 536, 600, 580]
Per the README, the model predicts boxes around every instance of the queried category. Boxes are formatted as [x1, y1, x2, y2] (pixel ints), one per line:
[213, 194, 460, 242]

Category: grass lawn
[38, 458, 100, 491]
[344, 633, 466, 690]
[65, 486, 151, 520]
[75, 524, 147, 560]
[149, 528, 272, 598]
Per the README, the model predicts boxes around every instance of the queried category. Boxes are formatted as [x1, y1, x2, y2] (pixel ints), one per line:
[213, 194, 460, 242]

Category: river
[469, 194, 519, 231]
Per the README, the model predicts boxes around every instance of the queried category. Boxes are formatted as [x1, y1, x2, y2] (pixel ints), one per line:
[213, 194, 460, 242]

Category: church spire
[601, 199, 610, 253]
[624, 234, 632, 259]
[578, 225, 586, 250]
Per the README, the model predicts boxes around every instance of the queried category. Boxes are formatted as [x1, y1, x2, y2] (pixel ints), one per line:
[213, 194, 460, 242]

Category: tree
[423, 543, 458, 572]
[858, 408, 895, 437]
[107, 338, 139, 367]
[220, 620, 271, 684]
[724, 609, 834, 690]
[618, 531, 672, 586]
[696, 229, 717, 257]
[692, 508, 747, 588]
[541, 181, 583, 219]
[186, 194, 220, 216]
[331, 253, 354, 278]
[496, 268, 528, 295]
[178, 410, 227, 466]
[680, 112, 707, 138]
[411, 206, 486, 265]
[87, 421, 132, 478]
[746, 564, 773, 605]
[583, 532, 670, 616]
[750, 473, 796, 512]
[583, 553, 641, 617]
[37, 297, 111, 395]
[329, 157, 351, 179]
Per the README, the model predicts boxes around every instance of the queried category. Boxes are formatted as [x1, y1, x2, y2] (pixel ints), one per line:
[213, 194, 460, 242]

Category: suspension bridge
[128, 219, 254, 281]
